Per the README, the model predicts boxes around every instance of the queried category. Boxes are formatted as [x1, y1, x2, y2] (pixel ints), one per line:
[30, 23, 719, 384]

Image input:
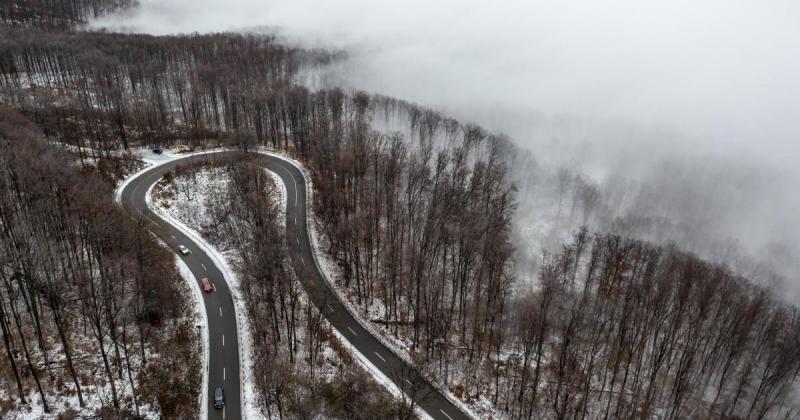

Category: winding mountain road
[120, 151, 471, 420]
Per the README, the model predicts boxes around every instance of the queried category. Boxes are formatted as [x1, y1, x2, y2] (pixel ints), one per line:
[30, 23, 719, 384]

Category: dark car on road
[214, 387, 225, 409]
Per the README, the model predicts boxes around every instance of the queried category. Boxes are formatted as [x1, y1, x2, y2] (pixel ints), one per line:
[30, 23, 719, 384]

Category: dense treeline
[310, 116, 518, 382]
[0, 108, 199, 417]
[305, 99, 800, 418]
[0, 28, 340, 157]
[0, 0, 133, 30]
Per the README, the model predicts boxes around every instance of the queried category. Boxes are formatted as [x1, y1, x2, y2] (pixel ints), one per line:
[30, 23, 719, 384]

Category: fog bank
[92, 0, 800, 160]
[92, 0, 800, 293]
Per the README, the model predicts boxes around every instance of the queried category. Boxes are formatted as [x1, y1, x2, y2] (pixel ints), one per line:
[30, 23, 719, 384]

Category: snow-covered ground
[151, 165, 231, 240]
[0, 373, 160, 420]
[114, 147, 207, 203]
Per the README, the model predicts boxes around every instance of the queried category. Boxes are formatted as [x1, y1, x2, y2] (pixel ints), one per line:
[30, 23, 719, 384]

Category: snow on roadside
[176, 258, 209, 420]
[154, 166, 230, 236]
[254, 149, 483, 419]
[113, 147, 255, 419]
[114, 148, 206, 205]
[265, 168, 287, 222]
[145, 179, 259, 420]
[135, 147, 196, 166]
[0, 149, 204, 420]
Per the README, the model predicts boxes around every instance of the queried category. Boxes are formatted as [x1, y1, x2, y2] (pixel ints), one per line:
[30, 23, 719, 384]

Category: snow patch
[114, 147, 254, 419]
[145, 180, 258, 420]
[176, 258, 209, 420]
[114, 148, 210, 205]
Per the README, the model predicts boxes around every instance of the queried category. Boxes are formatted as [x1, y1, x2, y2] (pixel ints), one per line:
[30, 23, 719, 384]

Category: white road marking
[222, 334, 224, 346]
[300, 258, 305, 267]
[296, 237, 300, 246]
[291, 174, 298, 206]
[294, 216, 296, 224]
[201, 263, 207, 271]
[440, 409, 455, 420]
[327, 304, 334, 312]
[347, 326, 358, 336]
[405, 378, 413, 386]
[223, 367, 226, 381]
[223, 407, 226, 419]
[169, 234, 176, 239]
[219, 307, 223, 317]
[374, 352, 386, 362]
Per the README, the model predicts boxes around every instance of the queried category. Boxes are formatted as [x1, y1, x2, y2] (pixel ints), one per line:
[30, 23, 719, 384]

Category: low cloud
[93, 0, 800, 291]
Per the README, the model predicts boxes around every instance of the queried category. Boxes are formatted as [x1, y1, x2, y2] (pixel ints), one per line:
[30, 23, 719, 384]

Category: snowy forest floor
[0, 150, 202, 419]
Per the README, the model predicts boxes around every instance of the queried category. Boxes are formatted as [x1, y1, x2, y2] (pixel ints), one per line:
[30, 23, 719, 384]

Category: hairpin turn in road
[120, 151, 471, 420]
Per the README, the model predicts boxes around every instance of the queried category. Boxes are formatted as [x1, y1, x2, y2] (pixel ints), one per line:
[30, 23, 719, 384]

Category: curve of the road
[120, 151, 471, 420]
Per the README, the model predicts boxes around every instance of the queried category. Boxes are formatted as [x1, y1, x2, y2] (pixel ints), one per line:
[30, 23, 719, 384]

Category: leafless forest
[1, 2, 799, 418]
[0, 108, 200, 416]
[1, 0, 134, 29]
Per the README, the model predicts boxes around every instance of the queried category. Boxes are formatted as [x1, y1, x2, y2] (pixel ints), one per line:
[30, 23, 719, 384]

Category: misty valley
[1, 1, 799, 419]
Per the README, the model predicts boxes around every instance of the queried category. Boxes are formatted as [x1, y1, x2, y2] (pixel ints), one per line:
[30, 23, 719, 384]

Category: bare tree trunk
[3, 286, 49, 413]
[0, 292, 26, 405]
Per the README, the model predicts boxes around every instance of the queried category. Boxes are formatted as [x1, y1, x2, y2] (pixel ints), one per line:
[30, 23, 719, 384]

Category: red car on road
[201, 277, 213, 293]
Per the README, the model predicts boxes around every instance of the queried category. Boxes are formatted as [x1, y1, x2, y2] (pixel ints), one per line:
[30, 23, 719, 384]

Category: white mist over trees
[91, 0, 800, 298]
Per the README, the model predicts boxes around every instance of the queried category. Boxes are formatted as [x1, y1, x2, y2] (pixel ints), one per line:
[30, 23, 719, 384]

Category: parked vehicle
[201, 277, 213, 293]
[214, 387, 225, 409]
[152, 148, 163, 154]
[178, 245, 190, 255]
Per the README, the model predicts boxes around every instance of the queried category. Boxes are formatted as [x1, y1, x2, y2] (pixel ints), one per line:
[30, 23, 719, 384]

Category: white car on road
[178, 244, 191, 255]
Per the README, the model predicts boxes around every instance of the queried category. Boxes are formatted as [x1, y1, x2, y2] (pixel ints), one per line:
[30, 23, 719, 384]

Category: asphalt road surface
[120, 153, 241, 420]
[120, 151, 471, 420]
